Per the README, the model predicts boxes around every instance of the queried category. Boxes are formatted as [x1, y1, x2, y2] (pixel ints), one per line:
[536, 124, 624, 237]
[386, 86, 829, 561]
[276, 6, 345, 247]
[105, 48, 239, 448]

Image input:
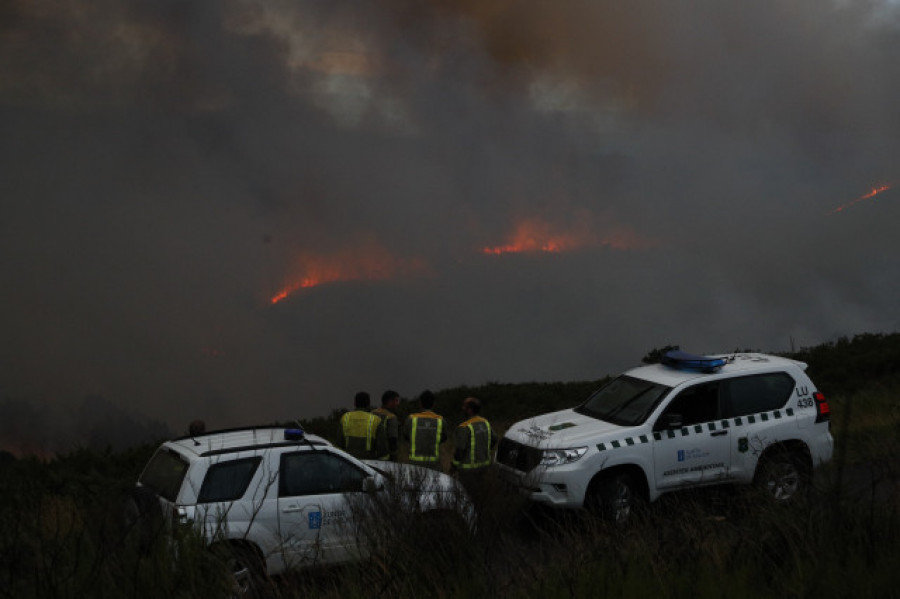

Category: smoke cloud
[2, 0, 899, 446]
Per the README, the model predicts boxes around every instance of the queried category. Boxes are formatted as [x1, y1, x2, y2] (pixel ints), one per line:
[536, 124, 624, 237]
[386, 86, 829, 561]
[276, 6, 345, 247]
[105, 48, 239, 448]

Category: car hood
[362, 460, 476, 528]
[361, 460, 458, 493]
[504, 408, 629, 447]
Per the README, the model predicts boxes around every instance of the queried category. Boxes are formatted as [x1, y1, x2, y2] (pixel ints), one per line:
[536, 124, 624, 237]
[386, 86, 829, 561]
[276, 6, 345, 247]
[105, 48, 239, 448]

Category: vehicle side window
[656, 381, 720, 428]
[279, 452, 367, 497]
[721, 372, 795, 418]
[198, 457, 262, 503]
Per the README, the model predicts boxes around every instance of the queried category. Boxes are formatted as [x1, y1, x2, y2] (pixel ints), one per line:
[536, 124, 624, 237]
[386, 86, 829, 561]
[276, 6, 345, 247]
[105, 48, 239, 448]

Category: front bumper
[495, 461, 588, 509]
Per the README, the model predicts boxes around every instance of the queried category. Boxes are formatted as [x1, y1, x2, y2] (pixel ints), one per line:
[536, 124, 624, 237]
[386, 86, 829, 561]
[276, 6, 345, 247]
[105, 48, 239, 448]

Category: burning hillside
[830, 184, 893, 215]
[481, 218, 657, 255]
[271, 243, 429, 304]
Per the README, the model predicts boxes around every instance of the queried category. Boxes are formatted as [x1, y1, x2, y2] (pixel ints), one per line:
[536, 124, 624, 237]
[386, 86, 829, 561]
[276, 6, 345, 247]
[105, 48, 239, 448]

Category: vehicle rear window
[140, 449, 189, 502]
[721, 372, 795, 417]
[575, 375, 671, 426]
[198, 457, 262, 503]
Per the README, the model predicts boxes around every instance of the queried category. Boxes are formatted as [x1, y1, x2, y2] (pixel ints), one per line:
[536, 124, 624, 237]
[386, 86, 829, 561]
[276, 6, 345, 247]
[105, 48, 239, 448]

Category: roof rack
[173, 424, 290, 443]
[661, 350, 727, 373]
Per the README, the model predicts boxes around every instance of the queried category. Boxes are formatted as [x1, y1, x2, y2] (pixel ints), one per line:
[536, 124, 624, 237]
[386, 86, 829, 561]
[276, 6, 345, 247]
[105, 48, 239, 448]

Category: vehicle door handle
[283, 505, 302, 513]
[710, 431, 728, 437]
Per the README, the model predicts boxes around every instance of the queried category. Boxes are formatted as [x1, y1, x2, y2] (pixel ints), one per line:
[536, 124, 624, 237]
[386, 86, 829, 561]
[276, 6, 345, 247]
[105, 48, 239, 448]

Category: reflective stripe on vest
[453, 417, 492, 469]
[342, 411, 378, 451]
[410, 415, 443, 462]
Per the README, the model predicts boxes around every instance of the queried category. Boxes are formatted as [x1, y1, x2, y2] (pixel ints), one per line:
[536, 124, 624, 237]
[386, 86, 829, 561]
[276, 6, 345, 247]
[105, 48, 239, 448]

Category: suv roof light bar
[284, 428, 305, 441]
[661, 350, 727, 373]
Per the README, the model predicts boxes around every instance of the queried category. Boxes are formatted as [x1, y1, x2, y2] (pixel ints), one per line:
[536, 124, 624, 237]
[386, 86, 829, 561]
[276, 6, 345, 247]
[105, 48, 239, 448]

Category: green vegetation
[1, 332, 898, 597]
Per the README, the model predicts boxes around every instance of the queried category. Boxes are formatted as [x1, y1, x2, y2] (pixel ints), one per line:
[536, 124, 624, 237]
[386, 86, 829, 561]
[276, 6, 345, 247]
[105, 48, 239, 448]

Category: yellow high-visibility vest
[409, 412, 443, 462]
[341, 410, 379, 451]
[452, 416, 493, 469]
[372, 407, 397, 460]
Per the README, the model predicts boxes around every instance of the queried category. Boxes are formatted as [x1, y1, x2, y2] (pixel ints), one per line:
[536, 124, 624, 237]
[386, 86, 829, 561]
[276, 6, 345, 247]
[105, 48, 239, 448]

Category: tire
[586, 472, 642, 524]
[754, 451, 809, 503]
[212, 543, 266, 599]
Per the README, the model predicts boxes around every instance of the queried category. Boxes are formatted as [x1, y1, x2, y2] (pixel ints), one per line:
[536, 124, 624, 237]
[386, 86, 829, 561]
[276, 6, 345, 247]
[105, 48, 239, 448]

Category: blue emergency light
[661, 350, 727, 373]
[284, 428, 305, 441]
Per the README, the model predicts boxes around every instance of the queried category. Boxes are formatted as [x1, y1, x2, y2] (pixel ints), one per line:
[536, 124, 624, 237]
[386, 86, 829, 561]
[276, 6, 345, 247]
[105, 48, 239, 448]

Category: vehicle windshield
[575, 375, 671, 426]
[139, 448, 189, 502]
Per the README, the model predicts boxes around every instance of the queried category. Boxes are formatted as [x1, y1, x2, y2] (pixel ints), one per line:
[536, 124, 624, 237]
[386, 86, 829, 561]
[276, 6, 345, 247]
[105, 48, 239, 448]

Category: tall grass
[274, 479, 900, 599]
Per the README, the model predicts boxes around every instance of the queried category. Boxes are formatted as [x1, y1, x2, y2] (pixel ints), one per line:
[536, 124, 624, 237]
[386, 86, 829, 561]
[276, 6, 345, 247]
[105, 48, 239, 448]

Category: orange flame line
[481, 218, 658, 256]
[481, 242, 565, 255]
[271, 277, 339, 304]
[271, 250, 428, 304]
[830, 184, 892, 214]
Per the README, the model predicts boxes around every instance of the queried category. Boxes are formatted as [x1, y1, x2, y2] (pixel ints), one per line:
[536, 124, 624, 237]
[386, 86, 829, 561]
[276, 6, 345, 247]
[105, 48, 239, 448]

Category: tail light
[814, 391, 830, 424]
[172, 505, 192, 533]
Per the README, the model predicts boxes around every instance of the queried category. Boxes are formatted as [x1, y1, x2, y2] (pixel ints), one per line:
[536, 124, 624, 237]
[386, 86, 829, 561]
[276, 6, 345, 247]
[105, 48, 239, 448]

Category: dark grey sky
[2, 0, 899, 440]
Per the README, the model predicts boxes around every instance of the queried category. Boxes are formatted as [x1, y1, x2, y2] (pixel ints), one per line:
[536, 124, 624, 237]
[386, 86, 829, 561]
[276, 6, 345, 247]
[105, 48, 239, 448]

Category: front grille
[496, 437, 543, 473]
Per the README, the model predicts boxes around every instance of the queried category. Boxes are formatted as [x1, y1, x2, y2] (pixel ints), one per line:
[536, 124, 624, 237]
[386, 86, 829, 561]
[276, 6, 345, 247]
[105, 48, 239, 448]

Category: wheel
[586, 472, 642, 524]
[212, 544, 265, 599]
[755, 451, 809, 503]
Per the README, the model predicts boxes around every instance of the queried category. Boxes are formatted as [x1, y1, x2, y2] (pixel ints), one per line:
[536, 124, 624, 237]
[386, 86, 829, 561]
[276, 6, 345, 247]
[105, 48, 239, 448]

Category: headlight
[540, 447, 588, 466]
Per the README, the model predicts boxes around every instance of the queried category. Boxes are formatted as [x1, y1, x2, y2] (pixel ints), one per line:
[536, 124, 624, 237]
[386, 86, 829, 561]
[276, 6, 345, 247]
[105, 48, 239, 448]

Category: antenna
[299, 420, 324, 451]
[188, 419, 206, 446]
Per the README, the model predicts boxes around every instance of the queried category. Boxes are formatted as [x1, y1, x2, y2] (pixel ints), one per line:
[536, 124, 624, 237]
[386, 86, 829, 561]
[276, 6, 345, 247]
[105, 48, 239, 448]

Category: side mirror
[362, 476, 384, 494]
[655, 413, 683, 431]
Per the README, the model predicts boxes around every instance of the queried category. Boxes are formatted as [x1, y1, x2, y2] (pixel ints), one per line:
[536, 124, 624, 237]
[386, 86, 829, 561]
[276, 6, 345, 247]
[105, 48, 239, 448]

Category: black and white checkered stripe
[596, 408, 795, 452]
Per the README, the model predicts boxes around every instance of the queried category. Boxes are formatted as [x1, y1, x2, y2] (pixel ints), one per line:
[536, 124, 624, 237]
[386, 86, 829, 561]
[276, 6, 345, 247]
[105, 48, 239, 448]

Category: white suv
[130, 426, 473, 591]
[496, 352, 834, 521]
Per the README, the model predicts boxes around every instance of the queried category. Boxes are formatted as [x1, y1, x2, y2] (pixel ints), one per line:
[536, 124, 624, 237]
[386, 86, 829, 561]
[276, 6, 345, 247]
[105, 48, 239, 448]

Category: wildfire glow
[481, 218, 656, 255]
[271, 244, 428, 304]
[830, 184, 892, 214]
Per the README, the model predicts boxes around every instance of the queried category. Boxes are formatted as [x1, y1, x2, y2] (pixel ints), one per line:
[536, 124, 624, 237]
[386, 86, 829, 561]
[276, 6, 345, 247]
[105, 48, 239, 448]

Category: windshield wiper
[598, 387, 655, 423]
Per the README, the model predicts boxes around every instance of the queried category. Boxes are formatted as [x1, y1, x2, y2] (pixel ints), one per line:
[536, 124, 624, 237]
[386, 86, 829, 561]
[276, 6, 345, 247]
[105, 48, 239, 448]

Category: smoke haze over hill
[2, 0, 899, 444]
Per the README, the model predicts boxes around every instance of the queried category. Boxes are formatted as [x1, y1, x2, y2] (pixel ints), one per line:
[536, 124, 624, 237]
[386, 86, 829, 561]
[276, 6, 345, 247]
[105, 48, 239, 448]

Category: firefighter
[372, 389, 401, 461]
[340, 391, 387, 460]
[402, 390, 447, 471]
[450, 397, 497, 497]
